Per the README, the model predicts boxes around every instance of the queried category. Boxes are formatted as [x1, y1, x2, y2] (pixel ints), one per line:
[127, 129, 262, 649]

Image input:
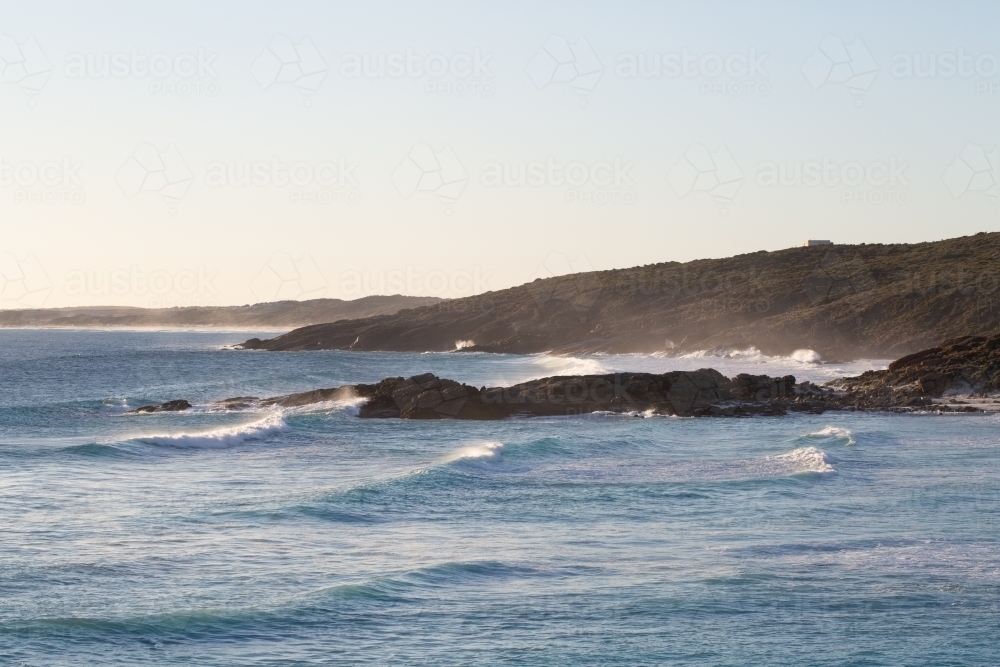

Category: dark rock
[259, 386, 356, 408]
[133, 336, 1000, 421]
[131, 399, 192, 414]
[835, 333, 1000, 408]
[358, 370, 796, 419]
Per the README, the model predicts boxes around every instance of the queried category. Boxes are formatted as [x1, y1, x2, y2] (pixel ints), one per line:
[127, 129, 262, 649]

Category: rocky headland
[237, 233, 1000, 360]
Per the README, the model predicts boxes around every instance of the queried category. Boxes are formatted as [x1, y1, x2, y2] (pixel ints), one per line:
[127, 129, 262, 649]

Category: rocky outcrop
[124, 371, 813, 419]
[355, 374, 508, 419]
[354, 371, 821, 419]
[130, 400, 192, 413]
[128, 337, 1000, 419]
[833, 334, 1000, 409]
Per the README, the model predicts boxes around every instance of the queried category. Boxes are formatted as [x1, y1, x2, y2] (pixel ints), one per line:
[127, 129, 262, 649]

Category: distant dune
[0, 295, 441, 329]
[240, 233, 1000, 359]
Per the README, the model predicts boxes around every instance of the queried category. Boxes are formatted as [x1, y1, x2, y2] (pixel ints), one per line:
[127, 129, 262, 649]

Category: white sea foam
[137, 412, 288, 449]
[646, 347, 886, 384]
[440, 441, 504, 463]
[675, 346, 766, 360]
[677, 346, 823, 365]
[806, 425, 857, 446]
[791, 349, 822, 364]
[454, 339, 476, 350]
[766, 446, 836, 473]
[532, 354, 610, 377]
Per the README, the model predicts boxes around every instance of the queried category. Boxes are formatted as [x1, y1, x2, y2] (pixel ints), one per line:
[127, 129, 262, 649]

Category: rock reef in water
[130, 400, 192, 414]
[128, 335, 1000, 418]
[352, 370, 803, 419]
[128, 370, 815, 419]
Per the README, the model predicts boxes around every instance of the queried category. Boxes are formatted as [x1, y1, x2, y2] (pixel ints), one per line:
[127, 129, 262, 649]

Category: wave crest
[766, 446, 836, 473]
[439, 441, 504, 463]
[137, 413, 288, 449]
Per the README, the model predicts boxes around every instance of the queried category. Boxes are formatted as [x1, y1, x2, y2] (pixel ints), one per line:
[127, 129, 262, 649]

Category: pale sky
[2, 0, 999, 308]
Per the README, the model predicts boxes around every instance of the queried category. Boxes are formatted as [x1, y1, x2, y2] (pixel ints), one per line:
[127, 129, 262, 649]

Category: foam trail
[440, 441, 504, 463]
[806, 425, 857, 446]
[137, 413, 288, 449]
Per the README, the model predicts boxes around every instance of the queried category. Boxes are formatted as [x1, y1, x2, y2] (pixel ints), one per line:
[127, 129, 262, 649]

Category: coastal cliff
[239, 233, 1000, 359]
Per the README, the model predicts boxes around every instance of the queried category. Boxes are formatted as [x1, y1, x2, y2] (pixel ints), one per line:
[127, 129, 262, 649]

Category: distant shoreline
[0, 295, 440, 331]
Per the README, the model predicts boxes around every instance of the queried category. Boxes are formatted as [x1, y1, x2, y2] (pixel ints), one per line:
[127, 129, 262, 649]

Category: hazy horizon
[4, 0, 1000, 309]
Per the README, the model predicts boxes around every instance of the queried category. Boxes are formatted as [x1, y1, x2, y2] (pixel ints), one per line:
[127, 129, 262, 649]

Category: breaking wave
[764, 446, 836, 474]
[791, 349, 822, 364]
[135, 413, 288, 449]
[675, 346, 822, 365]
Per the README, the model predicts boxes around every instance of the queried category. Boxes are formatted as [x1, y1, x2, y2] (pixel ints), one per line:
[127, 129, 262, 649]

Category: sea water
[1, 330, 998, 666]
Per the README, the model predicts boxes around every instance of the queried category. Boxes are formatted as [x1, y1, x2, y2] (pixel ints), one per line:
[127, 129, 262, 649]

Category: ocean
[2, 329, 999, 666]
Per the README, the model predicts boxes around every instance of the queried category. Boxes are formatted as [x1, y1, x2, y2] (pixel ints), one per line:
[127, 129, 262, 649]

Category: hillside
[0, 295, 440, 329]
[240, 233, 1000, 359]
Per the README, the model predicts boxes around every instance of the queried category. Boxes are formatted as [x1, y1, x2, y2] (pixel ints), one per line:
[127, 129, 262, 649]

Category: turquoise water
[1, 330, 998, 666]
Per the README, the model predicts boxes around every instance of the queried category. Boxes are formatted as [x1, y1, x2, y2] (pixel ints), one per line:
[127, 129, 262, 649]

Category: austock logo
[615, 47, 770, 97]
[943, 144, 1000, 201]
[479, 156, 635, 205]
[0, 34, 52, 101]
[0, 251, 52, 306]
[338, 47, 495, 97]
[756, 156, 911, 205]
[63, 265, 219, 307]
[892, 50, 1000, 95]
[527, 252, 602, 322]
[251, 35, 327, 101]
[1, 155, 85, 205]
[527, 35, 602, 104]
[802, 251, 875, 305]
[392, 143, 468, 212]
[667, 143, 743, 212]
[802, 34, 878, 105]
[116, 143, 193, 207]
[204, 156, 361, 204]
[803, 247, 1000, 305]
[338, 266, 492, 299]
[64, 48, 220, 96]
[251, 252, 327, 301]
